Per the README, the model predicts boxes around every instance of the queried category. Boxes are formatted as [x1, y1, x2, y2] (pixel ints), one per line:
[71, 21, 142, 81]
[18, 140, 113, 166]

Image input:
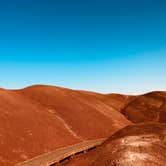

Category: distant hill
[121, 91, 166, 123]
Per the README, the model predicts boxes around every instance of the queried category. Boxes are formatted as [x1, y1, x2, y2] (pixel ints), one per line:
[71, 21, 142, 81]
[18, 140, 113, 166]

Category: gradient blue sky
[0, 0, 166, 94]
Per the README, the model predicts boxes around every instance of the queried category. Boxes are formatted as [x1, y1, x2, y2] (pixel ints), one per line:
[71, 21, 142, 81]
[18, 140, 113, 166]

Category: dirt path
[15, 138, 106, 166]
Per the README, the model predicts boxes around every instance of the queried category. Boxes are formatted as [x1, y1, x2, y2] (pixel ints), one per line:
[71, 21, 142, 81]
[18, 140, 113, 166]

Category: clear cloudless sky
[0, 0, 166, 94]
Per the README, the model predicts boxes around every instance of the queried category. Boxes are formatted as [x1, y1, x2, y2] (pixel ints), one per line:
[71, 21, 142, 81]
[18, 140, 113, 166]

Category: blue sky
[0, 0, 166, 94]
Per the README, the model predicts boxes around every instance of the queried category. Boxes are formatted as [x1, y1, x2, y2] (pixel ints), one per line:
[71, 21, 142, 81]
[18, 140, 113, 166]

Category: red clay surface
[0, 85, 131, 166]
[121, 91, 166, 123]
[1, 85, 165, 166]
[61, 123, 166, 166]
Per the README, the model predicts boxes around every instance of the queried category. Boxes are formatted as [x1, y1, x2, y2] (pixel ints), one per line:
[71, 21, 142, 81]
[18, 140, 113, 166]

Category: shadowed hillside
[121, 91, 166, 123]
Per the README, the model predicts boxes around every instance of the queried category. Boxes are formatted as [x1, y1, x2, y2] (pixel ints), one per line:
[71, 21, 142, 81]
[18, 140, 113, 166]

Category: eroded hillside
[121, 91, 166, 123]
[61, 123, 166, 166]
[0, 85, 130, 166]
[1, 85, 165, 166]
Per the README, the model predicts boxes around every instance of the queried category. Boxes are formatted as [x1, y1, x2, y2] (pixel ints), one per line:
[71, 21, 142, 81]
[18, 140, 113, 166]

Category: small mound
[91, 123, 166, 166]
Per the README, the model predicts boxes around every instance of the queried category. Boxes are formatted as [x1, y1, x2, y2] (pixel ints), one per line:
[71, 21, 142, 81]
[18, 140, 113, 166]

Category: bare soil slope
[121, 91, 166, 123]
[19, 85, 131, 139]
[91, 123, 166, 166]
[0, 85, 130, 166]
[0, 88, 79, 166]
[61, 123, 166, 166]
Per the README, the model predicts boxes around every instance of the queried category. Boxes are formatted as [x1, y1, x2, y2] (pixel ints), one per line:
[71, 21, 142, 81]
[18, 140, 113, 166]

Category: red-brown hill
[0, 88, 78, 166]
[19, 85, 131, 139]
[121, 91, 166, 123]
[61, 123, 166, 166]
[0, 85, 131, 166]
